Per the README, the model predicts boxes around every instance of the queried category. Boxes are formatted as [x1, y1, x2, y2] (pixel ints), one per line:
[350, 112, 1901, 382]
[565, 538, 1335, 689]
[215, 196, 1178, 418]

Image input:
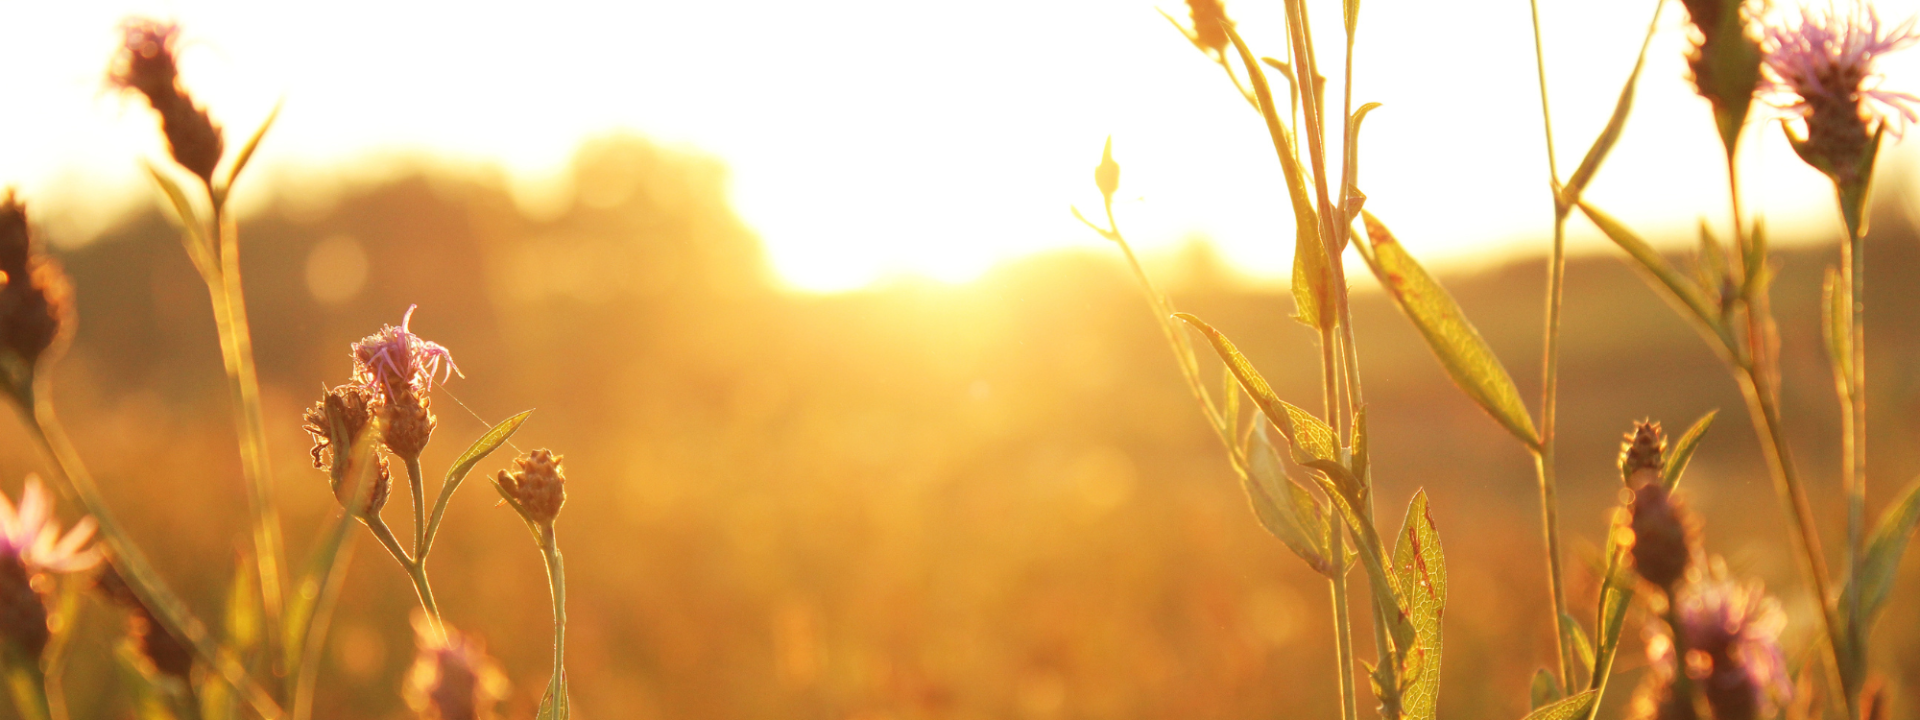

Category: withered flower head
[93, 564, 193, 680]
[1620, 419, 1667, 486]
[301, 384, 390, 514]
[1187, 0, 1230, 55]
[110, 19, 225, 184]
[404, 613, 508, 720]
[1764, 3, 1920, 187]
[352, 305, 461, 400]
[496, 449, 567, 527]
[0, 193, 73, 392]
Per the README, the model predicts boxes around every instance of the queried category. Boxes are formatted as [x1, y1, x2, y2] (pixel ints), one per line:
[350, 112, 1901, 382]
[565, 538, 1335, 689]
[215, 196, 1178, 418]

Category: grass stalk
[17, 383, 283, 717]
[1840, 208, 1866, 693]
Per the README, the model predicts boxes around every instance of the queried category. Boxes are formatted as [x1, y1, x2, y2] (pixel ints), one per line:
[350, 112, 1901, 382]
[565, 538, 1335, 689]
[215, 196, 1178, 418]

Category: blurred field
[5, 134, 1920, 719]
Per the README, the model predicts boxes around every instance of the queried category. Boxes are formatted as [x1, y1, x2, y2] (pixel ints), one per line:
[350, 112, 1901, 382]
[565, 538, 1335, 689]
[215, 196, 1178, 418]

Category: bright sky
[3, 0, 1919, 292]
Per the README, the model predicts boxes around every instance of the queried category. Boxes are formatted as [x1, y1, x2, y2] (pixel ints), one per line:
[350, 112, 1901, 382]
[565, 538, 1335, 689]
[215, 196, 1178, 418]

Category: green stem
[291, 527, 357, 720]
[406, 457, 427, 559]
[366, 516, 442, 628]
[1842, 203, 1866, 679]
[205, 206, 287, 675]
[539, 525, 569, 713]
[16, 388, 284, 717]
[1329, 529, 1358, 720]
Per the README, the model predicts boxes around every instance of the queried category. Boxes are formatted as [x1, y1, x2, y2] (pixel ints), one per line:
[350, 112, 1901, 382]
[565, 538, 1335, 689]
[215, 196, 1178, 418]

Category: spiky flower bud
[110, 20, 224, 185]
[384, 384, 438, 461]
[1186, 0, 1230, 54]
[404, 613, 508, 720]
[1630, 482, 1696, 591]
[94, 565, 192, 680]
[496, 449, 567, 527]
[301, 384, 391, 514]
[0, 193, 73, 394]
[1680, 0, 1764, 153]
[1620, 420, 1667, 486]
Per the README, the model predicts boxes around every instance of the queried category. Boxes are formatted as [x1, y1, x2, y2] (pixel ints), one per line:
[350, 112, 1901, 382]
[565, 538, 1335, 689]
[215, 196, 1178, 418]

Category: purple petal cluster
[1765, 4, 1920, 134]
[351, 305, 461, 399]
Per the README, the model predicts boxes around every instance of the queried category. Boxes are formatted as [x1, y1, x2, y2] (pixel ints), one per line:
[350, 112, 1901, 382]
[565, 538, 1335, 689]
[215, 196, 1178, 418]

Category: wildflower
[495, 449, 567, 527]
[1186, 0, 1229, 55]
[1619, 419, 1666, 486]
[352, 305, 461, 399]
[0, 193, 72, 392]
[110, 19, 224, 184]
[94, 565, 193, 681]
[0, 476, 101, 660]
[1680, 0, 1765, 153]
[385, 383, 438, 461]
[301, 384, 391, 514]
[404, 613, 508, 720]
[1764, 4, 1920, 188]
[1671, 563, 1792, 720]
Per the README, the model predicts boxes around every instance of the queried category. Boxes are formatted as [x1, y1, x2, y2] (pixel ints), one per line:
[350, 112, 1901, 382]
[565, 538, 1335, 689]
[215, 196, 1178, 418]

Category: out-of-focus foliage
[5, 134, 1920, 718]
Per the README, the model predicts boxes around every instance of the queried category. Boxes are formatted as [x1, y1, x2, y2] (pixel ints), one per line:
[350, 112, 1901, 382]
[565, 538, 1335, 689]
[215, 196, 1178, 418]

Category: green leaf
[215, 99, 283, 208]
[1521, 689, 1598, 720]
[1845, 476, 1920, 633]
[1558, 0, 1664, 213]
[1661, 410, 1717, 490]
[1393, 489, 1446, 720]
[1576, 201, 1726, 343]
[142, 161, 214, 278]
[1360, 213, 1540, 447]
[1530, 668, 1561, 710]
[1823, 267, 1852, 400]
[1224, 26, 1328, 331]
[1562, 613, 1594, 681]
[425, 409, 534, 554]
[1247, 419, 1333, 575]
[536, 674, 570, 720]
[1174, 313, 1333, 466]
[1341, 102, 1383, 222]
[1589, 517, 1635, 697]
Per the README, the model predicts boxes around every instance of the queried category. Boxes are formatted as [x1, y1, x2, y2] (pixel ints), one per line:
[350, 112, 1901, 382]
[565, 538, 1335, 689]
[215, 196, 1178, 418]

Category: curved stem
[539, 525, 569, 712]
[365, 516, 441, 630]
[18, 390, 283, 717]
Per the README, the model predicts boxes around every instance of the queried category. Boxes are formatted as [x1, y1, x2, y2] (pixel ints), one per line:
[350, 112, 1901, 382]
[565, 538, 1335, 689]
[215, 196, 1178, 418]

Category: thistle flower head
[0, 476, 100, 660]
[0, 193, 73, 391]
[110, 18, 224, 184]
[495, 449, 567, 527]
[404, 613, 508, 720]
[352, 305, 461, 400]
[301, 384, 391, 514]
[1764, 3, 1920, 185]
[1671, 563, 1792, 720]
[1620, 419, 1667, 486]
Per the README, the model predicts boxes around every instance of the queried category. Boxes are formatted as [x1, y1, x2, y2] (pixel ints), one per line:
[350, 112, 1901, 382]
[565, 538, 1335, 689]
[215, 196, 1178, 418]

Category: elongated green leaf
[425, 409, 534, 554]
[1225, 27, 1328, 332]
[1174, 313, 1333, 462]
[1662, 410, 1718, 489]
[1530, 668, 1561, 710]
[1247, 419, 1333, 574]
[1562, 613, 1594, 680]
[1846, 476, 1920, 631]
[1577, 201, 1724, 339]
[1393, 489, 1446, 720]
[1361, 213, 1539, 447]
[1823, 267, 1852, 399]
[1522, 689, 1598, 720]
[143, 161, 214, 278]
[1559, 0, 1664, 211]
[1342, 103, 1384, 223]
[215, 99, 282, 207]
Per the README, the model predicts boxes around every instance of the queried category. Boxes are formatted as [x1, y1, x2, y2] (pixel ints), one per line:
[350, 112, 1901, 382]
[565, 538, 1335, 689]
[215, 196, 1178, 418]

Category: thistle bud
[1630, 482, 1696, 592]
[495, 449, 567, 527]
[1620, 420, 1666, 487]
[0, 193, 73, 394]
[384, 384, 438, 461]
[404, 613, 508, 720]
[301, 384, 391, 514]
[1679, 0, 1764, 154]
[110, 19, 224, 185]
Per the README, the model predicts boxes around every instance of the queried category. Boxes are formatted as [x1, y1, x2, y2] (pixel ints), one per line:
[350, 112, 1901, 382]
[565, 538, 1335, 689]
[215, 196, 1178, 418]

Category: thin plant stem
[17, 385, 283, 717]
[539, 525, 569, 710]
[1524, 0, 1576, 691]
[366, 516, 443, 632]
[406, 457, 427, 558]
[1320, 325, 1359, 720]
[205, 204, 288, 672]
[291, 528, 357, 720]
[1840, 210, 1866, 676]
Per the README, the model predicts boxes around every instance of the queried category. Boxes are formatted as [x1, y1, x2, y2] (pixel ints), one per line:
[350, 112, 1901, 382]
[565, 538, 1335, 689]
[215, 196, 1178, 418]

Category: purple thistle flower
[1671, 565, 1791, 720]
[0, 475, 100, 574]
[351, 305, 461, 399]
[404, 613, 508, 720]
[1764, 3, 1920, 135]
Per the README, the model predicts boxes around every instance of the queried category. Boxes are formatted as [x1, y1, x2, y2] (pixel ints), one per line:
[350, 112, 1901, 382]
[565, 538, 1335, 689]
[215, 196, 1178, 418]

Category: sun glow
[3, 0, 1919, 292]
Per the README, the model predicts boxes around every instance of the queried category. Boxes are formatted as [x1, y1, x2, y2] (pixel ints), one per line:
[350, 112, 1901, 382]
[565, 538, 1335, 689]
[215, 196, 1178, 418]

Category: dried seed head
[94, 565, 192, 680]
[301, 384, 390, 514]
[1629, 482, 1696, 592]
[110, 19, 224, 184]
[1763, 4, 1920, 188]
[1187, 0, 1230, 54]
[1620, 420, 1667, 486]
[404, 613, 508, 720]
[384, 384, 438, 461]
[496, 449, 567, 526]
[0, 194, 74, 386]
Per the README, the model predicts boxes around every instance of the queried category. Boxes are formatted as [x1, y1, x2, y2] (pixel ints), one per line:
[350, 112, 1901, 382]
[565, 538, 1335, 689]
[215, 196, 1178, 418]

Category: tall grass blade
[1359, 212, 1540, 447]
